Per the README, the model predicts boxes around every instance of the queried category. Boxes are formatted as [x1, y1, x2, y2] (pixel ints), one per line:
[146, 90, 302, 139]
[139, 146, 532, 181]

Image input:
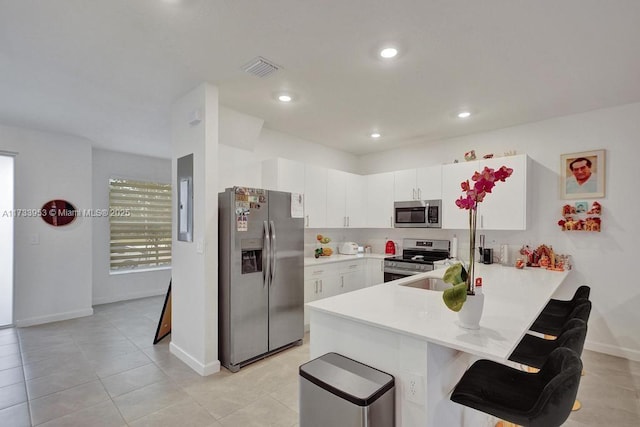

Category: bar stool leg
[495, 421, 519, 427]
[572, 399, 582, 411]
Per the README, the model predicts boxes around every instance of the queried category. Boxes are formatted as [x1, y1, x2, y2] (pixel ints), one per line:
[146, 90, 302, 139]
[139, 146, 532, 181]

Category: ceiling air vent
[241, 56, 280, 78]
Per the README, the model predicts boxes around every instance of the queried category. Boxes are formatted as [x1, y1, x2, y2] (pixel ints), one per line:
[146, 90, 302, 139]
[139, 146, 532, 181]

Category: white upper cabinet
[441, 154, 530, 230]
[366, 172, 394, 228]
[326, 170, 365, 228]
[326, 169, 347, 227]
[416, 166, 442, 200]
[304, 164, 328, 228]
[394, 165, 442, 201]
[345, 173, 366, 228]
[261, 158, 305, 194]
[393, 169, 417, 201]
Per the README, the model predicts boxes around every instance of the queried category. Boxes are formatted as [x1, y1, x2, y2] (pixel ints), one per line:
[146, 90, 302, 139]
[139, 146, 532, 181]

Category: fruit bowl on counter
[314, 234, 333, 258]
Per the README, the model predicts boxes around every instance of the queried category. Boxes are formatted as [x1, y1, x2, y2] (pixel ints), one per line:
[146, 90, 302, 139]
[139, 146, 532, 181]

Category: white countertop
[307, 263, 570, 361]
[304, 253, 390, 266]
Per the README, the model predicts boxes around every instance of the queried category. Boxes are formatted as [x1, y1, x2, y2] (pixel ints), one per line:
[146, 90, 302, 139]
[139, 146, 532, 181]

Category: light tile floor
[0, 296, 638, 426]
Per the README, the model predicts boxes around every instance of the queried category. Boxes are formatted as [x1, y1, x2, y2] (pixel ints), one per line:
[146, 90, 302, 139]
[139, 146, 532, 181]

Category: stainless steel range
[383, 238, 450, 282]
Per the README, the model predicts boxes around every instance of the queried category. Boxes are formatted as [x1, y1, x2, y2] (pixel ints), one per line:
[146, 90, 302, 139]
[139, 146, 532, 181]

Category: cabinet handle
[314, 280, 318, 294]
[390, 216, 393, 227]
[305, 215, 309, 227]
[412, 188, 416, 200]
[341, 276, 344, 288]
[380, 261, 383, 272]
[481, 214, 484, 229]
[418, 188, 422, 199]
[319, 279, 323, 293]
[347, 216, 350, 227]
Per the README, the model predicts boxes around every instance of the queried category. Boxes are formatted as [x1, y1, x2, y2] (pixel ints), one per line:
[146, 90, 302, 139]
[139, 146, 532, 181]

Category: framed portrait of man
[560, 149, 605, 199]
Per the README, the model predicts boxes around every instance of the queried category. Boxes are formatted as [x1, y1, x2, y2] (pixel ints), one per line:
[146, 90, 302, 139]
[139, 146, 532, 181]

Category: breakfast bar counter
[306, 263, 570, 426]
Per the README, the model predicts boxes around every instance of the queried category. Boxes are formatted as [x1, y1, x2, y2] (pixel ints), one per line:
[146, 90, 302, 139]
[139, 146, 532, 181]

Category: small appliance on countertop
[385, 240, 397, 255]
[338, 242, 359, 255]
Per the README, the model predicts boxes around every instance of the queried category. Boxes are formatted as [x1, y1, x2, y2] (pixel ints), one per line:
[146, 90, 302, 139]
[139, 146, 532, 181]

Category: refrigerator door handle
[269, 220, 277, 285]
[263, 220, 270, 286]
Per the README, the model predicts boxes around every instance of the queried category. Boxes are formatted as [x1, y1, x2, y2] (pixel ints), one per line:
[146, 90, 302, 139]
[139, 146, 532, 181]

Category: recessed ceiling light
[371, 132, 381, 138]
[457, 111, 471, 119]
[278, 94, 292, 102]
[379, 47, 398, 59]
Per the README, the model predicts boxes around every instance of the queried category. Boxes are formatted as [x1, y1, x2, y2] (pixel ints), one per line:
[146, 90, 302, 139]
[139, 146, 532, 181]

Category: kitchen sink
[399, 277, 449, 292]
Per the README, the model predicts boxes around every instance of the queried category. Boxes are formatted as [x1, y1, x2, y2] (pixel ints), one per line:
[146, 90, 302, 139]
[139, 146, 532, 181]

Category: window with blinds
[109, 179, 172, 271]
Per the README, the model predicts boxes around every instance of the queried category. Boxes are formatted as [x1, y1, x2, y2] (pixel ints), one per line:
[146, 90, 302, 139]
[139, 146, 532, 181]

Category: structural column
[170, 83, 219, 375]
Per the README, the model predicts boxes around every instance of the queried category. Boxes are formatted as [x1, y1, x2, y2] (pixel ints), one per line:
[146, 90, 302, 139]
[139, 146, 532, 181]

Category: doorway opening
[0, 154, 14, 327]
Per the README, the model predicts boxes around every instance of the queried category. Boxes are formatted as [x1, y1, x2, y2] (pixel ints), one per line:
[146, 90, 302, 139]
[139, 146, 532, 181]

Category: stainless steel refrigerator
[219, 187, 304, 372]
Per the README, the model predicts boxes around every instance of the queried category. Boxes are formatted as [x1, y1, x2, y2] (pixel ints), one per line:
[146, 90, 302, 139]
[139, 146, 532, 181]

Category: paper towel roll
[500, 244, 509, 265]
[451, 235, 458, 259]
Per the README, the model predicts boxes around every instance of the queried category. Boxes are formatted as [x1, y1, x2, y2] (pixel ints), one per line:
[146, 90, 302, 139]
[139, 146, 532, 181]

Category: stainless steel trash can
[299, 352, 395, 427]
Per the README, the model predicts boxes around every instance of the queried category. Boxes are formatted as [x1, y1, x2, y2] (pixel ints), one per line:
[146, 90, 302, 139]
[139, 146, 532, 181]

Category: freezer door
[226, 189, 270, 366]
[267, 190, 304, 351]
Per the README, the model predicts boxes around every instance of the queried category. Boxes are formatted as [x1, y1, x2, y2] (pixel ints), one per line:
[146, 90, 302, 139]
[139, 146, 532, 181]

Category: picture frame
[560, 149, 605, 199]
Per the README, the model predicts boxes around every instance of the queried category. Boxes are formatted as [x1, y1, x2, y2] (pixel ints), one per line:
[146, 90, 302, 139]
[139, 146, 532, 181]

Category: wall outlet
[404, 372, 425, 404]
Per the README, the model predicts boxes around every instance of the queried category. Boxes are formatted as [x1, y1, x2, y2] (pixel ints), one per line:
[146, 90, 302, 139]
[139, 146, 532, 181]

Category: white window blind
[109, 179, 172, 271]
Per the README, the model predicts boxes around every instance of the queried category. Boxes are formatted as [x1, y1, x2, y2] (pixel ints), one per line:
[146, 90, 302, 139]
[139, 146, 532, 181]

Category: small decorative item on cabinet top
[558, 201, 602, 232]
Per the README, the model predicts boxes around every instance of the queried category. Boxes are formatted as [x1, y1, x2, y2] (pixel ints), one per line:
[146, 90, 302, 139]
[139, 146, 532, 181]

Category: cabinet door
[303, 278, 320, 326]
[340, 270, 366, 294]
[393, 169, 417, 201]
[326, 169, 347, 228]
[366, 258, 384, 287]
[366, 172, 394, 228]
[416, 165, 442, 200]
[441, 161, 477, 229]
[261, 158, 305, 194]
[304, 165, 327, 228]
[345, 172, 366, 228]
[442, 155, 529, 230]
[477, 155, 528, 230]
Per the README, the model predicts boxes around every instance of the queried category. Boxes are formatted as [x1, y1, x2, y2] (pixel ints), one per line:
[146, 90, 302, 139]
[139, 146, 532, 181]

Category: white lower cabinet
[366, 258, 385, 287]
[304, 260, 366, 328]
[338, 262, 365, 294]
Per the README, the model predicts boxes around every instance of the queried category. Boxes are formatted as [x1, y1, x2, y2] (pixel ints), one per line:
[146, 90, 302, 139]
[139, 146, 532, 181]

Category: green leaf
[443, 263, 465, 285]
[442, 283, 468, 312]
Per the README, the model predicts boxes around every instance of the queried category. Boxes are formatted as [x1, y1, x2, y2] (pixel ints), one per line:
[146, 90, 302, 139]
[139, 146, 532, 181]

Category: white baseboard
[584, 339, 640, 362]
[15, 308, 94, 327]
[92, 289, 166, 306]
[169, 341, 220, 376]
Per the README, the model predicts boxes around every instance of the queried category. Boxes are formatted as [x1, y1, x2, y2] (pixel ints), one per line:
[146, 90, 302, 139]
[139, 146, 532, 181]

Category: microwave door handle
[269, 220, 276, 285]
[263, 221, 270, 286]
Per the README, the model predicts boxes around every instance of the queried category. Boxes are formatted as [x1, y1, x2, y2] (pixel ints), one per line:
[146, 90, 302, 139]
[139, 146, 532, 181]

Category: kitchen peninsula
[306, 263, 570, 426]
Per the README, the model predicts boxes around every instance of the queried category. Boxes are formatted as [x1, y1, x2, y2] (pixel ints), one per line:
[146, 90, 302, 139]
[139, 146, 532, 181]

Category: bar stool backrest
[572, 285, 591, 303]
[555, 319, 588, 357]
[529, 348, 583, 427]
[566, 300, 591, 323]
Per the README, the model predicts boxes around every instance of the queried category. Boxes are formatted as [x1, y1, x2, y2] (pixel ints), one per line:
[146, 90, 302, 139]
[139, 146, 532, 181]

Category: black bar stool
[530, 300, 591, 337]
[451, 347, 582, 427]
[539, 285, 590, 318]
[509, 318, 587, 370]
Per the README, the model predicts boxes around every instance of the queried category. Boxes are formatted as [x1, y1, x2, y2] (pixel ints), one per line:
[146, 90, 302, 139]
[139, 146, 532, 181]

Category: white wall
[218, 127, 360, 192]
[360, 102, 640, 361]
[0, 154, 14, 325]
[0, 124, 93, 326]
[91, 149, 172, 305]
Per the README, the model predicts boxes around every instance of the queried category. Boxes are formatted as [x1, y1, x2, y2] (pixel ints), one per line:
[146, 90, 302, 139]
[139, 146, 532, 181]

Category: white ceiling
[1, 0, 639, 158]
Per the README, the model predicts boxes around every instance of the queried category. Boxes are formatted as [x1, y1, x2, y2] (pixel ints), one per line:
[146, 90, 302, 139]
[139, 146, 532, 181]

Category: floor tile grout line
[15, 326, 34, 427]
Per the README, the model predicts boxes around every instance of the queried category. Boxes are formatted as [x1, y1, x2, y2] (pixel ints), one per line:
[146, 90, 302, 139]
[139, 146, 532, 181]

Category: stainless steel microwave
[394, 200, 442, 228]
